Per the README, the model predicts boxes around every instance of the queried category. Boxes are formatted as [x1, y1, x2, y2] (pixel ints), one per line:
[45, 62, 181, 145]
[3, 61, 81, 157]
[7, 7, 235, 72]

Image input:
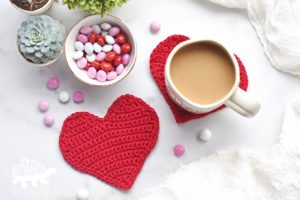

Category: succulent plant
[17, 15, 66, 64]
[62, 0, 128, 17]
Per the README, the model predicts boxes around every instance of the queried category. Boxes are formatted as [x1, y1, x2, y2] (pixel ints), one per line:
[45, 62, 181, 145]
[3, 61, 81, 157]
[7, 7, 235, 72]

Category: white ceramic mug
[165, 39, 261, 118]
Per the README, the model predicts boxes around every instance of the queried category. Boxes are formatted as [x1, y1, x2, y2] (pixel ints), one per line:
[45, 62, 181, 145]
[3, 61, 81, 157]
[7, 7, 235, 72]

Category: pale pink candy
[116, 64, 124, 75]
[79, 26, 93, 35]
[150, 21, 161, 32]
[173, 144, 185, 157]
[122, 54, 130, 66]
[96, 52, 106, 62]
[76, 57, 87, 69]
[97, 70, 106, 82]
[77, 34, 88, 44]
[108, 27, 120, 37]
[44, 114, 54, 127]
[73, 91, 84, 103]
[112, 44, 121, 54]
[87, 67, 97, 79]
[107, 71, 117, 81]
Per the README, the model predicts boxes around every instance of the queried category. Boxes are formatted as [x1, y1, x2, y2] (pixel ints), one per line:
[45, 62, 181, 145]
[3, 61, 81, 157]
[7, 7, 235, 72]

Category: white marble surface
[1, 0, 300, 199]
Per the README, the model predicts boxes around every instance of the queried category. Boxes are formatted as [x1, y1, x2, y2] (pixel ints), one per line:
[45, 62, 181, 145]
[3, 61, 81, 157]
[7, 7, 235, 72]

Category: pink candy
[109, 27, 120, 37]
[77, 34, 88, 44]
[38, 100, 49, 112]
[97, 70, 106, 82]
[116, 64, 124, 75]
[80, 26, 93, 35]
[96, 52, 106, 62]
[150, 21, 161, 32]
[44, 113, 54, 127]
[47, 77, 60, 90]
[122, 54, 130, 66]
[77, 57, 87, 69]
[87, 67, 97, 79]
[112, 44, 121, 55]
[107, 71, 117, 81]
[173, 144, 185, 157]
[73, 91, 84, 103]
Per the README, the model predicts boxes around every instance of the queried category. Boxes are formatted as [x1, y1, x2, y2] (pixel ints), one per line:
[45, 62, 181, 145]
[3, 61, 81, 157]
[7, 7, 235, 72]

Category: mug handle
[225, 88, 261, 117]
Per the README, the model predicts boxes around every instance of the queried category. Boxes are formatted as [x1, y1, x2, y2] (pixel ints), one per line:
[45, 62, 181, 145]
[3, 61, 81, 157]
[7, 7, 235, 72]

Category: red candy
[121, 43, 131, 53]
[89, 32, 97, 43]
[113, 55, 122, 66]
[116, 33, 127, 44]
[105, 52, 116, 62]
[101, 62, 113, 71]
[91, 61, 101, 70]
[97, 35, 105, 46]
[84, 62, 92, 70]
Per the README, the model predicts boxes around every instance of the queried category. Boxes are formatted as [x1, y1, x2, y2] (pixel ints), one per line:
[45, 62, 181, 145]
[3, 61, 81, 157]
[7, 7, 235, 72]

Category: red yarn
[59, 94, 159, 190]
[150, 35, 248, 123]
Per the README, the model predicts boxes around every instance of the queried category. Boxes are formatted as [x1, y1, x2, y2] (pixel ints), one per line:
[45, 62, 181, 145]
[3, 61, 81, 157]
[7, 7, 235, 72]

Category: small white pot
[10, 0, 54, 15]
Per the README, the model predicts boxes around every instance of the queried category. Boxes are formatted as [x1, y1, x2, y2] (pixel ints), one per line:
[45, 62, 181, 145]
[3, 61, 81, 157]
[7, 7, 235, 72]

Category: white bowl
[65, 15, 137, 86]
[10, 0, 54, 15]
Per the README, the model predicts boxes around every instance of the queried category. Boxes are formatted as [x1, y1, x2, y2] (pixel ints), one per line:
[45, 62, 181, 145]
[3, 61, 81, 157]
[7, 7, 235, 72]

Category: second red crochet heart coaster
[150, 35, 248, 123]
[59, 94, 159, 190]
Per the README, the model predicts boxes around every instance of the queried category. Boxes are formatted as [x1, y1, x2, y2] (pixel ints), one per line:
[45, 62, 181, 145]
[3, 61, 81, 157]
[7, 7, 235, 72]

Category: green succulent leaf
[62, 0, 128, 17]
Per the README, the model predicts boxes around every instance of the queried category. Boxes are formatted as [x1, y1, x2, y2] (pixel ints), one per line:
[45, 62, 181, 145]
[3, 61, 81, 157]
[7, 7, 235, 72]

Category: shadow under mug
[164, 39, 261, 118]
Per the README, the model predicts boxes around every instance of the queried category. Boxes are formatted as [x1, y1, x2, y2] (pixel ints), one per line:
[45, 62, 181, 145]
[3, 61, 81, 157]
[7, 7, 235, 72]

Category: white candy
[76, 188, 89, 200]
[84, 42, 94, 55]
[198, 129, 212, 142]
[102, 44, 113, 52]
[92, 24, 101, 34]
[74, 41, 84, 51]
[86, 53, 96, 62]
[105, 35, 115, 45]
[101, 31, 108, 36]
[72, 51, 83, 60]
[93, 43, 102, 53]
[100, 23, 111, 30]
[58, 91, 70, 103]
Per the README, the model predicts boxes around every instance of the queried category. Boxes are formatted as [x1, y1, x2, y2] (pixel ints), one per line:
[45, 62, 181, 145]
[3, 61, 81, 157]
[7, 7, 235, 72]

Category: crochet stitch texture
[59, 94, 159, 190]
[150, 35, 248, 123]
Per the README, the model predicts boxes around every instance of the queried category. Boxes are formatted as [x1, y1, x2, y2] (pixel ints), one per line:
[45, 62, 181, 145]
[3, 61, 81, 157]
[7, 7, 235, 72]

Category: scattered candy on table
[72, 22, 132, 82]
[198, 129, 212, 142]
[38, 100, 49, 112]
[58, 91, 70, 104]
[173, 144, 185, 157]
[43, 113, 55, 127]
[47, 77, 60, 90]
[76, 188, 89, 200]
[73, 91, 84, 103]
[150, 21, 161, 33]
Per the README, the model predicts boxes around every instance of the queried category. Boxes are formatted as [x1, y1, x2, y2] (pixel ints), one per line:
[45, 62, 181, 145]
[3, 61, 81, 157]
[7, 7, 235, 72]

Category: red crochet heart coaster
[59, 94, 159, 190]
[150, 35, 248, 123]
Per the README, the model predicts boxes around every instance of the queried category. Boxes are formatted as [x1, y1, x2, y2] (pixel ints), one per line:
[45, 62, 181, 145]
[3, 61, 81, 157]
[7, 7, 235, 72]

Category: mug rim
[165, 39, 240, 109]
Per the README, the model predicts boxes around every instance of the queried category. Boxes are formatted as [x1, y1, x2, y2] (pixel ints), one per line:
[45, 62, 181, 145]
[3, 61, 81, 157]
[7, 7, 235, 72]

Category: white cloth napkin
[209, 0, 300, 75]
[140, 94, 300, 200]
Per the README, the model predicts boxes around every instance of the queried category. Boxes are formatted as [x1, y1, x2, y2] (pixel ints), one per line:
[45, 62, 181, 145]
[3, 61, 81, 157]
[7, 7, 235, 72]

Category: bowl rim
[64, 14, 137, 87]
[9, 0, 54, 15]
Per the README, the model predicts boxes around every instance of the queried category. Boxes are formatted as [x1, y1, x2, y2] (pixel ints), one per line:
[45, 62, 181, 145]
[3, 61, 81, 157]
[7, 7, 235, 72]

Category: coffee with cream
[170, 42, 236, 105]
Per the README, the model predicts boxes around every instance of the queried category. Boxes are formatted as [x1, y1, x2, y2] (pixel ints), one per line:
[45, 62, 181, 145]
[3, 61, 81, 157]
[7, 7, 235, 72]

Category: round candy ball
[73, 91, 84, 103]
[198, 129, 212, 142]
[43, 114, 54, 127]
[58, 91, 70, 104]
[150, 21, 161, 32]
[173, 144, 185, 157]
[38, 100, 49, 112]
[76, 188, 89, 200]
[47, 77, 60, 90]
